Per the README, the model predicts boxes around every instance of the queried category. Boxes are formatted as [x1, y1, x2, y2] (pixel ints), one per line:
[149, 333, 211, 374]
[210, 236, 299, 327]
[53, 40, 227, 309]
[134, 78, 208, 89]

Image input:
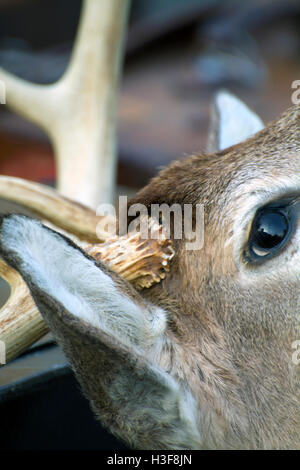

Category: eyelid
[265, 197, 300, 212]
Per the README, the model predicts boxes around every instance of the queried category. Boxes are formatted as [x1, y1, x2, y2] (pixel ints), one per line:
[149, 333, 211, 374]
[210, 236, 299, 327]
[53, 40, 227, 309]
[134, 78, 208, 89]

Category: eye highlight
[245, 202, 296, 263]
[252, 210, 288, 251]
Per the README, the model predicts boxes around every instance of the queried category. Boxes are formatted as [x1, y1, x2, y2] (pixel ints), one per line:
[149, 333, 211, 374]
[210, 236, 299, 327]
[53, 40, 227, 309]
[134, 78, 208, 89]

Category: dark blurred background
[1, 0, 300, 450]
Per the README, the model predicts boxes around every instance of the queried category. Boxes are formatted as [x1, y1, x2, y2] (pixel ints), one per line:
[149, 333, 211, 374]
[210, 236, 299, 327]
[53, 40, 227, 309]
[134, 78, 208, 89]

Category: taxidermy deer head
[0, 0, 299, 450]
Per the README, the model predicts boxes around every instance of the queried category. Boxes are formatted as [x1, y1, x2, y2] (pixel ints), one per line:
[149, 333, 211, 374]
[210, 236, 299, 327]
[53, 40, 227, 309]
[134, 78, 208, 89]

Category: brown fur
[128, 105, 300, 448]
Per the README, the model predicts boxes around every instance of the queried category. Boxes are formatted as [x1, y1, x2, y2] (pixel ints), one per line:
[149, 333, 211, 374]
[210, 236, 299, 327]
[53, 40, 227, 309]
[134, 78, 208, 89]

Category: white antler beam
[0, 0, 130, 208]
[0, 175, 108, 242]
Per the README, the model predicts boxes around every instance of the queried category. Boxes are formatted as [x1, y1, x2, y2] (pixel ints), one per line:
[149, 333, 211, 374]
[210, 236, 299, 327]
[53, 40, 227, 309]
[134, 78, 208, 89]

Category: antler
[0, 176, 107, 242]
[0, 167, 175, 365]
[0, 210, 174, 363]
[0, 0, 173, 365]
[0, 0, 130, 208]
[0, 259, 48, 363]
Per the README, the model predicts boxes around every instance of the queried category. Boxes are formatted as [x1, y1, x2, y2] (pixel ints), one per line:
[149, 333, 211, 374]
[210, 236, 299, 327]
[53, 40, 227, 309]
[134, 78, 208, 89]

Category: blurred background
[0, 0, 299, 188]
[0, 0, 300, 450]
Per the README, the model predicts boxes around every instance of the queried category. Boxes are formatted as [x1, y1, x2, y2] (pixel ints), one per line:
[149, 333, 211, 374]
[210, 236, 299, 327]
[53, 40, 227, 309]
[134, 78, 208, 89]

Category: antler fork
[0, 0, 174, 364]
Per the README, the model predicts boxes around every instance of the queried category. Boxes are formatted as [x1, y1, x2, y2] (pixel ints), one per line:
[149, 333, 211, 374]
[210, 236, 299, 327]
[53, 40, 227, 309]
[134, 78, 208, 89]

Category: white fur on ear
[0, 215, 202, 449]
[0, 215, 167, 351]
[207, 90, 264, 153]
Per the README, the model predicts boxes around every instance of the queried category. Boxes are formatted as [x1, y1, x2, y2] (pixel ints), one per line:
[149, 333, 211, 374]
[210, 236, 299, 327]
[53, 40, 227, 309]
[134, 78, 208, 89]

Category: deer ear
[207, 90, 264, 153]
[0, 214, 200, 450]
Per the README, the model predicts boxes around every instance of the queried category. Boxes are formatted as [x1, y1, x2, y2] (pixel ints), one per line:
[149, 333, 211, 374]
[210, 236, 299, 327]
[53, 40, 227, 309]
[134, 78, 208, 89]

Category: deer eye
[247, 207, 293, 261]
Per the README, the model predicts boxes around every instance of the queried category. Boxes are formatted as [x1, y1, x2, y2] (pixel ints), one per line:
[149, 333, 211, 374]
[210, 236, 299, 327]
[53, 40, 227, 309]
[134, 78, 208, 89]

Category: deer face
[132, 103, 300, 449]
[0, 94, 299, 449]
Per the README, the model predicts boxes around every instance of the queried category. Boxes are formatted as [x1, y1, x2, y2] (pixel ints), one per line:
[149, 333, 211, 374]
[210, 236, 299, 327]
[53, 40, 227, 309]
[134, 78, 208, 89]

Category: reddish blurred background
[0, 0, 299, 191]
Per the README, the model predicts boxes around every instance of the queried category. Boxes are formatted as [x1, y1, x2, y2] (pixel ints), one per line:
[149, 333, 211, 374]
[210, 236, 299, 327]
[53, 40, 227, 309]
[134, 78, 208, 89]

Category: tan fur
[129, 105, 300, 448]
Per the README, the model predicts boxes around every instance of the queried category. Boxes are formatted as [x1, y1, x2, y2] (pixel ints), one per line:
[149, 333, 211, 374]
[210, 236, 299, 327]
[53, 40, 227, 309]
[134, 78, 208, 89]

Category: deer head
[0, 91, 299, 449]
[0, 1, 299, 451]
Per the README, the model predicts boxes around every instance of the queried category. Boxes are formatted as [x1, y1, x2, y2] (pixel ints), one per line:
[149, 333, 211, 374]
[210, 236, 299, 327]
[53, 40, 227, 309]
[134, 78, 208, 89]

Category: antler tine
[0, 0, 131, 363]
[0, 0, 130, 208]
[0, 259, 48, 364]
[0, 216, 174, 365]
[0, 176, 114, 242]
[0, 0, 176, 365]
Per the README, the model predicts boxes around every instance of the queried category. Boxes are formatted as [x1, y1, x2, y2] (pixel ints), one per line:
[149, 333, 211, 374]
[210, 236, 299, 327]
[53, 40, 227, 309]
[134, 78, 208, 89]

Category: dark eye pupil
[253, 211, 288, 250]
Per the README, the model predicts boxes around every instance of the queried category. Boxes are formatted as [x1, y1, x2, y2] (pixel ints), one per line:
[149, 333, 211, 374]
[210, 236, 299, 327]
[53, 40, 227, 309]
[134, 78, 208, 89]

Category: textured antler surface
[0, 0, 130, 208]
[0, 0, 132, 362]
[0, 206, 174, 363]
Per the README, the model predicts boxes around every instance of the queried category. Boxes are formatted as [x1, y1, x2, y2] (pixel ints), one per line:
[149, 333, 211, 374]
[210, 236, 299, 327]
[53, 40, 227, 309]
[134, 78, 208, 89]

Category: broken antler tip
[85, 217, 175, 290]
